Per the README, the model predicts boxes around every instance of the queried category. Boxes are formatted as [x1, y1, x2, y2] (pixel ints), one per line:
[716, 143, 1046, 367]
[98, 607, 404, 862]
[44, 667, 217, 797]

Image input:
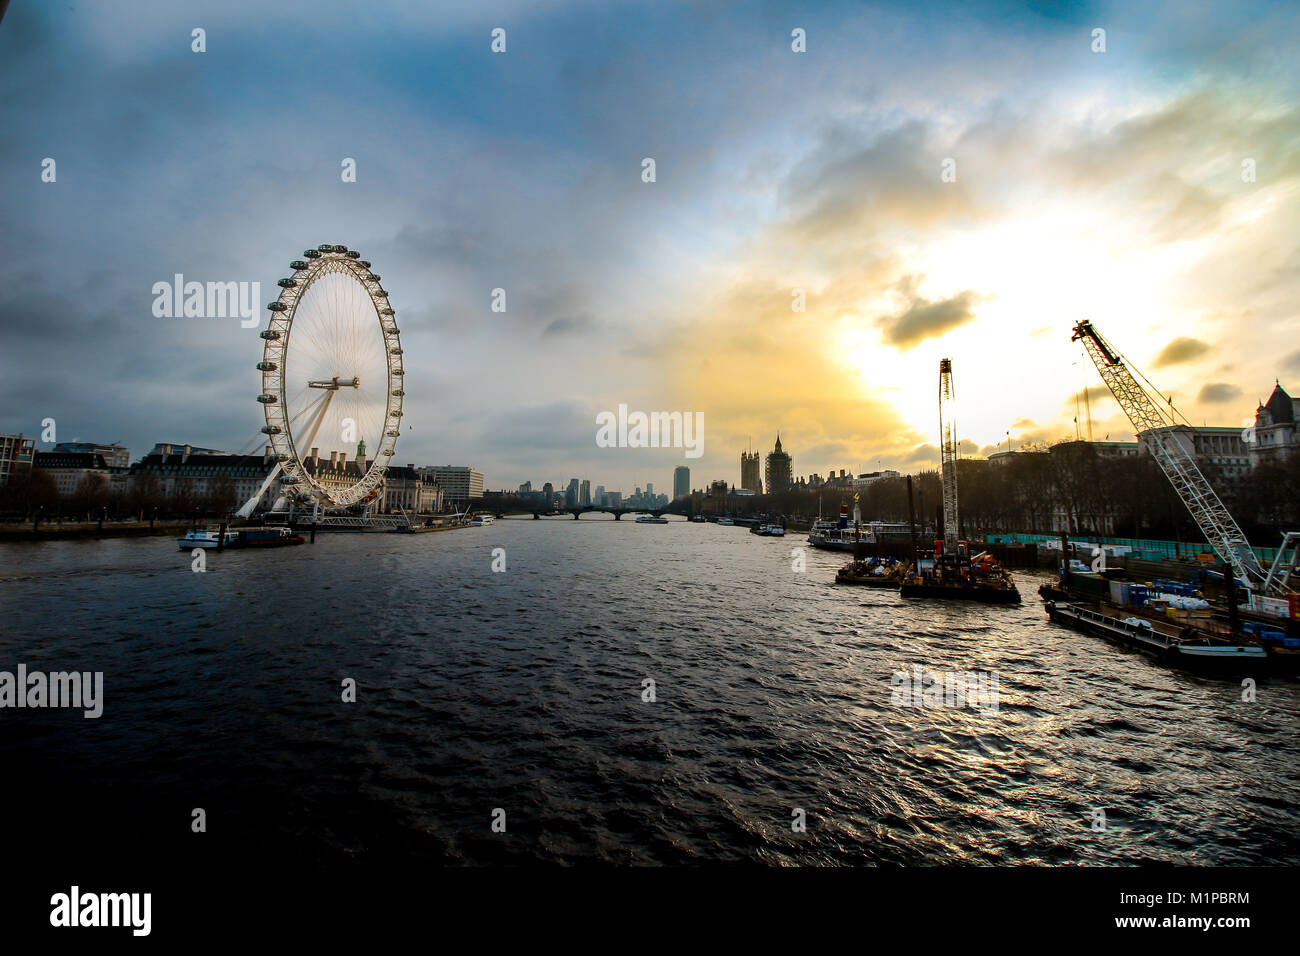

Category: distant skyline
[2, 1, 1297, 491]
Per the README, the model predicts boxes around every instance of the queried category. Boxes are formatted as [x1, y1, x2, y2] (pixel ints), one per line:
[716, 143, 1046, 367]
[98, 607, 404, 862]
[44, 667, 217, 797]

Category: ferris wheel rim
[256, 244, 403, 509]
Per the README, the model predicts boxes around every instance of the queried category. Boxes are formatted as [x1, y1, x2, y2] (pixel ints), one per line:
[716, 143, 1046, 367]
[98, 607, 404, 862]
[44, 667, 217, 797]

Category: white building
[421, 465, 484, 507]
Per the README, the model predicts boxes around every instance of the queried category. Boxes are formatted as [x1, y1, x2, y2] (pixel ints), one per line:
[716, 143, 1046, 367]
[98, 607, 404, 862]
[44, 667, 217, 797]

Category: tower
[764, 434, 792, 492]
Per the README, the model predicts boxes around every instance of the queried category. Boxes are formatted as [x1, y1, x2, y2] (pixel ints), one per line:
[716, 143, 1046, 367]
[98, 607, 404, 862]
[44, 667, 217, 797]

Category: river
[1, 516, 1297, 866]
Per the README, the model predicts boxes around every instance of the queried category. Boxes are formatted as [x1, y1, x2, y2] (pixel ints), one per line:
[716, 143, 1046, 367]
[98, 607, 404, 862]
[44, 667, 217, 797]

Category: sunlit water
[2, 517, 1298, 866]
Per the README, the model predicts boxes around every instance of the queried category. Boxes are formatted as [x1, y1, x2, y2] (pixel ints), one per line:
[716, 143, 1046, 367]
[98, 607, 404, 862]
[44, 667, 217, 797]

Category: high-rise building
[673, 465, 690, 500]
[764, 434, 793, 492]
[0, 433, 35, 487]
[594, 485, 605, 506]
[423, 466, 484, 507]
[580, 479, 591, 507]
[518, 480, 532, 494]
[565, 478, 580, 508]
[740, 450, 762, 493]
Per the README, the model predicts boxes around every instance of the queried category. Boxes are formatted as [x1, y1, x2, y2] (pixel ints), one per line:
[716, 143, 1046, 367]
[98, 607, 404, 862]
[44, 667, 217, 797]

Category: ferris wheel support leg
[236, 461, 282, 518]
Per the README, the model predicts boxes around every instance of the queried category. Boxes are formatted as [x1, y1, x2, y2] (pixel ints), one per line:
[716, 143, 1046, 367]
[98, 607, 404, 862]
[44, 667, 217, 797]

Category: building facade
[0, 433, 35, 486]
[740, 450, 762, 494]
[52, 442, 130, 470]
[421, 466, 484, 507]
[34, 452, 127, 497]
[1250, 383, 1298, 467]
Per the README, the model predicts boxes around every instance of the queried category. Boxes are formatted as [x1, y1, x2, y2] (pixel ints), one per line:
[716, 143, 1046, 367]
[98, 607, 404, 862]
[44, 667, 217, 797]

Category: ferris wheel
[237, 243, 403, 515]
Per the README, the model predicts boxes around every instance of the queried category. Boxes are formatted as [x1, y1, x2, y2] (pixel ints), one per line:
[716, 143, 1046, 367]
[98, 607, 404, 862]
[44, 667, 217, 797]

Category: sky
[1, 0, 1297, 495]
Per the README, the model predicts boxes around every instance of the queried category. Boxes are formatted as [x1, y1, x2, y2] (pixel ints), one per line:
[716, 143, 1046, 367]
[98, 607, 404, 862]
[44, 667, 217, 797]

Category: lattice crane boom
[939, 358, 960, 554]
[1070, 320, 1269, 590]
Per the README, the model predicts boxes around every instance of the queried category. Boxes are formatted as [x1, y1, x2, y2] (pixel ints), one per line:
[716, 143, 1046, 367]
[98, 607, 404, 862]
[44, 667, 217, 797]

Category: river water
[2, 517, 1297, 866]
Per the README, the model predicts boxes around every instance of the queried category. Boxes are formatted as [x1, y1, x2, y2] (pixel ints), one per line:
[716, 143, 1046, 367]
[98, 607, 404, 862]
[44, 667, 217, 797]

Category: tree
[0, 468, 58, 517]
[67, 473, 110, 520]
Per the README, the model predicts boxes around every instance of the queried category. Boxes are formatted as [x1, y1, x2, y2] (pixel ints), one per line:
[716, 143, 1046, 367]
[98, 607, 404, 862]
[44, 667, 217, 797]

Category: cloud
[1282, 350, 1300, 376]
[1153, 337, 1212, 367]
[1197, 382, 1244, 404]
[876, 276, 982, 349]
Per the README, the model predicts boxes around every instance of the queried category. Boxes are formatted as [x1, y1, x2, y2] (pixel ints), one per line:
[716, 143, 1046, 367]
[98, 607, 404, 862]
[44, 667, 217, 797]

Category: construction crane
[1071, 320, 1297, 604]
[938, 358, 960, 556]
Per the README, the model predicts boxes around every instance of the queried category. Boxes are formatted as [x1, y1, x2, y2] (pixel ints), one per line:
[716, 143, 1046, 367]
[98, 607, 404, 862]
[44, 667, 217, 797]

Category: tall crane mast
[938, 358, 960, 555]
[1070, 320, 1270, 590]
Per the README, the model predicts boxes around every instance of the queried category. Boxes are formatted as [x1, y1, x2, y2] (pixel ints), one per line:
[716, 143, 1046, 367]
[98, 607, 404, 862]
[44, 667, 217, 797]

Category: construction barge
[1043, 599, 1269, 671]
[898, 358, 1022, 605]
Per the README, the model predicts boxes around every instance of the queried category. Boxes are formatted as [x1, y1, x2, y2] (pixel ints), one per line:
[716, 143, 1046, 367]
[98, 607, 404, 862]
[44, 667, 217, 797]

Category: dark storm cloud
[1153, 337, 1212, 367]
[876, 276, 982, 349]
[1197, 382, 1243, 404]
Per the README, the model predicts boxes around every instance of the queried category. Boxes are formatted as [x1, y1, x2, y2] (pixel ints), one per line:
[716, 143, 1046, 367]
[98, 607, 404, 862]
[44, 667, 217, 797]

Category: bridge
[494, 506, 684, 520]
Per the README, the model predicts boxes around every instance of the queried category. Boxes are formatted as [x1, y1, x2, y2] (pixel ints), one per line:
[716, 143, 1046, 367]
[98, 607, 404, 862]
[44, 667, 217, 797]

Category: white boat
[635, 515, 669, 523]
[177, 529, 239, 550]
[469, 514, 495, 527]
[717, 517, 735, 526]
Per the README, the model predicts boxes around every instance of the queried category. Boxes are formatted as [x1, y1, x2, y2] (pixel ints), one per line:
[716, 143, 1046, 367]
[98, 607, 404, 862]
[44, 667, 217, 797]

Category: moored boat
[635, 515, 669, 523]
[1044, 600, 1269, 672]
[177, 529, 239, 550]
[238, 526, 305, 547]
[836, 556, 909, 587]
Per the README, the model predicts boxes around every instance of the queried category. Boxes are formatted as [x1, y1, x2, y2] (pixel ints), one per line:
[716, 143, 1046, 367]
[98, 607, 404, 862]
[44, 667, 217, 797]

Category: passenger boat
[469, 514, 495, 526]
[635, 515, 669, 523]
[689, 515, 706, 523]
[808, 527, 873, 551]
[177, 529, 239, 550]
[836, 557, 909, 587]
[238, 526, 305, 547]
[1044, 600, 1269, 671]
[750, 523, 785, 536]
[717, 517, 735, 526]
